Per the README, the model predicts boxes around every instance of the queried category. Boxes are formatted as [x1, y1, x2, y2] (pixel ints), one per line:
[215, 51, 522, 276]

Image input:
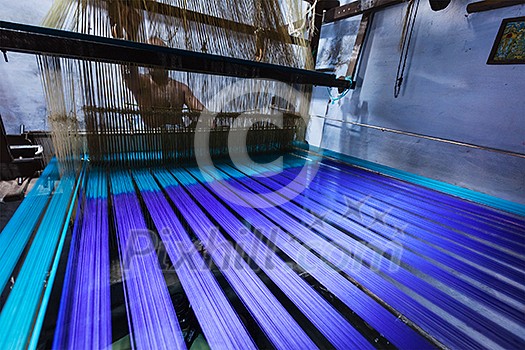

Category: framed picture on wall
[487, 16, 525, 64]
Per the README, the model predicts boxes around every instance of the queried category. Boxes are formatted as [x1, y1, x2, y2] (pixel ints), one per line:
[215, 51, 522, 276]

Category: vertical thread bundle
[155, 168, 365, 349]
[53, 168, 111, 349]
[110, 170, 185, 349]
[0, 171, 77, 349]
[133, 170, 256, 349]
[0, 158, 59, 291]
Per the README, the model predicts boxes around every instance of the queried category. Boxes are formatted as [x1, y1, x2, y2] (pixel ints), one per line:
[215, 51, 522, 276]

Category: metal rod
[0, 21, 350, 89]
[312, 115, 525, 159]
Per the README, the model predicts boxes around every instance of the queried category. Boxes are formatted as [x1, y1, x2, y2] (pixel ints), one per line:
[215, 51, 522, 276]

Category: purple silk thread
[132, 170, 257, 350]
[110, 170, 186, 350]
[52, 169, 111, 349]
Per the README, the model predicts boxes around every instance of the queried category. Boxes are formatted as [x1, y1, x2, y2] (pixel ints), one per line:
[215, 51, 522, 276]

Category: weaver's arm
[121, 65, 146, 95]
[183, 84, 206, 112]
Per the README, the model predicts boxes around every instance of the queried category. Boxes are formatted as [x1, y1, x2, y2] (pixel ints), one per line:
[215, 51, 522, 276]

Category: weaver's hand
[107, 1, 142, 41]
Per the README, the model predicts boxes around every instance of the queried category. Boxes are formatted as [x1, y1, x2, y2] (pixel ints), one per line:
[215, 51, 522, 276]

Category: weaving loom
[1, 1, 525, 350]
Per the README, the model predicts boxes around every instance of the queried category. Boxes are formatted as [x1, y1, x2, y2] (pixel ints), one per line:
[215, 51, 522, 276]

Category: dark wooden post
[309, 0, 340, 65]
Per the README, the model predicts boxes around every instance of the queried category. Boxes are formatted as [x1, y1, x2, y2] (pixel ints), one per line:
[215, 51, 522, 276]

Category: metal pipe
[311, 115, 525, 159]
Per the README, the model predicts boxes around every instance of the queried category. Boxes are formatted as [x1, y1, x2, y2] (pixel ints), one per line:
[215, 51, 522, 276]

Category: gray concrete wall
[309, 0, 525, 204]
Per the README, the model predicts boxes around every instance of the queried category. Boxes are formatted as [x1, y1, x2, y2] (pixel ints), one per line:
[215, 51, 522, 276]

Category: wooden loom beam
[0, 21, 350, 89]
[466, 0, 525, 14]
[324, 0, 407, 23]
[100, 0, 308, 47]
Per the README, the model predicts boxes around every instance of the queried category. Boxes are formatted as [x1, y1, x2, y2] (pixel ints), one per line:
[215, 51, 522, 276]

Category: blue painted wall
[309, 0, 525, 204]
